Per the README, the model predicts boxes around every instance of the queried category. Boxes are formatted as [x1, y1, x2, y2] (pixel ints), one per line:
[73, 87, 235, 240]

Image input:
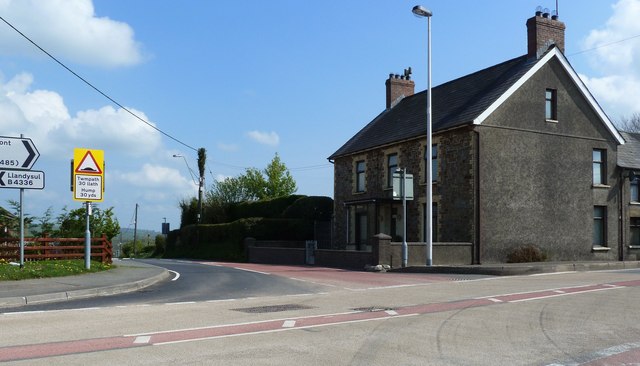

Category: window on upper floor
[355, 160, 366, 193]
[592, 149, 606, 185]
[545, 88, 557, 121]
[631, 176, 639, 203]
[424, 144, 438, 183]
[387, 154, 398, 188]
[593, 206, 607, 247]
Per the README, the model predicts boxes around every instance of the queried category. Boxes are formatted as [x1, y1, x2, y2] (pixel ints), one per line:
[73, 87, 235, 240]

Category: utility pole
[133, 203, 138, 258]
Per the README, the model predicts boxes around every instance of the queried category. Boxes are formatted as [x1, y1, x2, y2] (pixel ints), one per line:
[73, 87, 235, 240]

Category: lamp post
[412, 5, 433, 266]
[172, 154, 197, 185]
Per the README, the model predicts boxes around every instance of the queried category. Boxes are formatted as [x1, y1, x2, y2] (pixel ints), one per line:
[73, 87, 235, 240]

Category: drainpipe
[619, 170, 625, 261]
[474, 129, 482, 264]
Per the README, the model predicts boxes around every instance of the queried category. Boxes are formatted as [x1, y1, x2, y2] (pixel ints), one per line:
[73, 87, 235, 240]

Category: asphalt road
[2, 263, 640, 365]
[0, 259, 330, 312]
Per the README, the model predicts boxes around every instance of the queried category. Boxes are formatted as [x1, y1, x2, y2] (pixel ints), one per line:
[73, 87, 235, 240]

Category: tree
[55, 206, 121, 241]
[263, 153, 297, 199]
[206, 153, 297, 203]
[618, 112, 640, 133]
[32, 206, 55, 237]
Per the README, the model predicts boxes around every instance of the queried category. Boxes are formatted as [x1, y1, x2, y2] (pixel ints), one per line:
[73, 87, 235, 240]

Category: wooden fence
[0, 234, 112, 264]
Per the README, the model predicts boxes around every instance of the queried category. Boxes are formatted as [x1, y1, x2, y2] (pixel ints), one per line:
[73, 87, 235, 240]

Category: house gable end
[473, 47, 625, 145]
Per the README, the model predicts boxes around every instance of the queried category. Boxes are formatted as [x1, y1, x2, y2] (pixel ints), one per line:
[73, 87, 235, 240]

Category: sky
[0, 0, 639, 234]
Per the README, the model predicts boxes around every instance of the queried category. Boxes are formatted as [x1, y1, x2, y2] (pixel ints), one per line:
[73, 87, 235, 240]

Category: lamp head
[412, 5, 432, 17]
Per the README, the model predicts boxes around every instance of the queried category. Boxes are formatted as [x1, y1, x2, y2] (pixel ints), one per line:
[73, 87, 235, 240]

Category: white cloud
[217, 142, 239, 152]
[118, 164, 195, 191]
[582, 0, 640, 117]
[0, 71, 162, 157]
[247, 130, 280, 146]
[0, 0, 144, 68]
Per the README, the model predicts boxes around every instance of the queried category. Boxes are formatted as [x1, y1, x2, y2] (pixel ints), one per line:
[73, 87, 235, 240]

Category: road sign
[0, 169, 45, 189]
[73, 148, 104, 202]
[0, 136, 40, 170]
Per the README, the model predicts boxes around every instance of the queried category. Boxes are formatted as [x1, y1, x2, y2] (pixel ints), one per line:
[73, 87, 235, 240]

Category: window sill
[591, 246, 610, 252]
[630, 202, 640, 205]
[629, 245, 640, 250]
[352, 191, 366, 195]
[592, 184, 611, 189]
[545, 119, 558, 124]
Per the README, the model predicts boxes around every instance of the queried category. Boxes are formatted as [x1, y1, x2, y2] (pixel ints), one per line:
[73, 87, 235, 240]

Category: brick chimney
[526, 9, 566, 58]
[386, 68, 415, 109]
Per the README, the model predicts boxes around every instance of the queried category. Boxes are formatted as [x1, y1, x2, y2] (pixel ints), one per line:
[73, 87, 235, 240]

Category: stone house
[328, 11, 640, 264]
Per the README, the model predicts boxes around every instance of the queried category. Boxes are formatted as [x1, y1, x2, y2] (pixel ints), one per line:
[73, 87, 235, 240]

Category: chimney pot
[527, 11, 566, 58]
[385, 69, 415, 109]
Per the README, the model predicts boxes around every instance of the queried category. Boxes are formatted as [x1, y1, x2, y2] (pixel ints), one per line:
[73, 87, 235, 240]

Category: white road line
[134, 336, 151, 344]
[168, 270, 180, 281]
[165, 301, 196, 306]
[232, 267, 270, 275]
[385, 310, 399, 316]
[282, 320, 296, 328]
[487, 298, 503, 303]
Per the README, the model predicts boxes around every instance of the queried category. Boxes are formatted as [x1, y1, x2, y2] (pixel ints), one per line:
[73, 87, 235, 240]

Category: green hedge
[227, 195, 304, 221]
[281, 196, 333, 221]
[164, 217, 314, 261]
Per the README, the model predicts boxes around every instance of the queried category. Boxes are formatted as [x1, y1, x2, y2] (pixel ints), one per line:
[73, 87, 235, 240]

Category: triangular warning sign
[75, 151, 102, 174]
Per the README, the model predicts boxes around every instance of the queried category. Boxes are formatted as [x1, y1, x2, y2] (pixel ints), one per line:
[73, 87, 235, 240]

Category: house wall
[478, 58, 621, 262]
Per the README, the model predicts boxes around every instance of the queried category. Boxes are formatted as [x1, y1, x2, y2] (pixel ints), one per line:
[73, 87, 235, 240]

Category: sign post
[72, 148, 105, 269]
[0, 135, 42, 268]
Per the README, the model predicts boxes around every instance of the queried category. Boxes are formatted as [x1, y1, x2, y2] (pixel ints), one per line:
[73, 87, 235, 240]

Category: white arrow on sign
[0, 136, 40, 170]
[0, 170, 45, 189]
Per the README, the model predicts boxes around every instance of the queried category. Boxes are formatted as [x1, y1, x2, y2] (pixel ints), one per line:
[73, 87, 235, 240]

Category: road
[1, 260, 640, 365]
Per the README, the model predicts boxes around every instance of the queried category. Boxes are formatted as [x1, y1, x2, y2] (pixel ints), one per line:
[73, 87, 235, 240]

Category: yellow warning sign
[73, 148, 104, 202]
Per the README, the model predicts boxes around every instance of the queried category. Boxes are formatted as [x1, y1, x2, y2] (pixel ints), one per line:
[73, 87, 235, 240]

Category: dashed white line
[282, 320, 296, 328]
[134, 336, 151, 344]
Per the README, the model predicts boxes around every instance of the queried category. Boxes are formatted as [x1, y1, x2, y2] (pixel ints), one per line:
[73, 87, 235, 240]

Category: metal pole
[19, 133, 25, 269]
[85, 201, 91, 269]
[425, 13, 433, 266]
[133, 203, 138, 257]
[19, 188, 24, 269]
[402, 168, 408, 267]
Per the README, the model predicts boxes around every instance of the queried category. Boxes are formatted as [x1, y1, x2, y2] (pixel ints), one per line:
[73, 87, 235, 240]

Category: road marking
[134, 336, 151, 344]
[385, 310, 398, 316]
[168, 270, 180, 281]
[232, 267, 270, 275]
[282, 320, 296, 328]
[487, 298, 503, 303]
[164, 302, 196, 306]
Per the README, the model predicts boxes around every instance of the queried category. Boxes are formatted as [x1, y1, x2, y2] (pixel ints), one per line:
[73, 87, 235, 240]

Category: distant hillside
[115, 228, 161, 244]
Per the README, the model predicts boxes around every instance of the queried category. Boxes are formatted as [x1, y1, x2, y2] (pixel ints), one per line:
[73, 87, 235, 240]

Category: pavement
[1, 258, 640, 308]
[0, 259, 170, 308]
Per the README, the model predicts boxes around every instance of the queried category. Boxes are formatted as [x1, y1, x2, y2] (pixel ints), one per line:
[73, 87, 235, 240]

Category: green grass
[0, 259, 112, 281]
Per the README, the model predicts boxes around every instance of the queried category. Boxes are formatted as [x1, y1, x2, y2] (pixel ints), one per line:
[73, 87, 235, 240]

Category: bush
[164, 217, 315, 261]
[227, 195, 304, 221]
[281, 196, 333, 221]
[506, 245, 548, 263]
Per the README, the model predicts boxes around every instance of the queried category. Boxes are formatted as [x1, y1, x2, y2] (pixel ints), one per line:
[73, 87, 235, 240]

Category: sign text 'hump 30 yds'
[72, 148, 104, 202]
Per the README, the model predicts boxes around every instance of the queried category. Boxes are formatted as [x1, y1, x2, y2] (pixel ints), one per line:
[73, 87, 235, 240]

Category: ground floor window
[631, 217, 640, 247]
[593, 206, 607, 247]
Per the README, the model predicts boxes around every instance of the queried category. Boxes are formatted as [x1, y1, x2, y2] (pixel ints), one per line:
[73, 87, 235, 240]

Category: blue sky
[0, 0, 639, 233]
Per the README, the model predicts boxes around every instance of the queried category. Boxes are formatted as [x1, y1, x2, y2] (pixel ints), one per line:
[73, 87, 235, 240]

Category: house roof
[619, 131, 640, 170]
[329, 47, 624, 160]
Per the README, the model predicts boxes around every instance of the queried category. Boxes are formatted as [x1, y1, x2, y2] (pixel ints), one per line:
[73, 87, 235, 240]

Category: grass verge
[0, 259, 112, 281]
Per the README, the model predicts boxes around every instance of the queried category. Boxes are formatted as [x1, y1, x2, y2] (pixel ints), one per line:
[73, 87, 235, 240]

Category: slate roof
[329, 55, 541, 160]
[619, 131, 640, 170]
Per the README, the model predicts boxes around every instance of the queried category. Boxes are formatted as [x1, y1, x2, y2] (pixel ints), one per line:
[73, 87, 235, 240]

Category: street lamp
[412, 4, 433, 266]
[173, 154, 197, 185]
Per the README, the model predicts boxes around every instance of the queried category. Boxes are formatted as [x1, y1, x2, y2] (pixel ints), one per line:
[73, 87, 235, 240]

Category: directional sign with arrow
[0, 169, 45, 189]
[0, 136, 40, 170]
